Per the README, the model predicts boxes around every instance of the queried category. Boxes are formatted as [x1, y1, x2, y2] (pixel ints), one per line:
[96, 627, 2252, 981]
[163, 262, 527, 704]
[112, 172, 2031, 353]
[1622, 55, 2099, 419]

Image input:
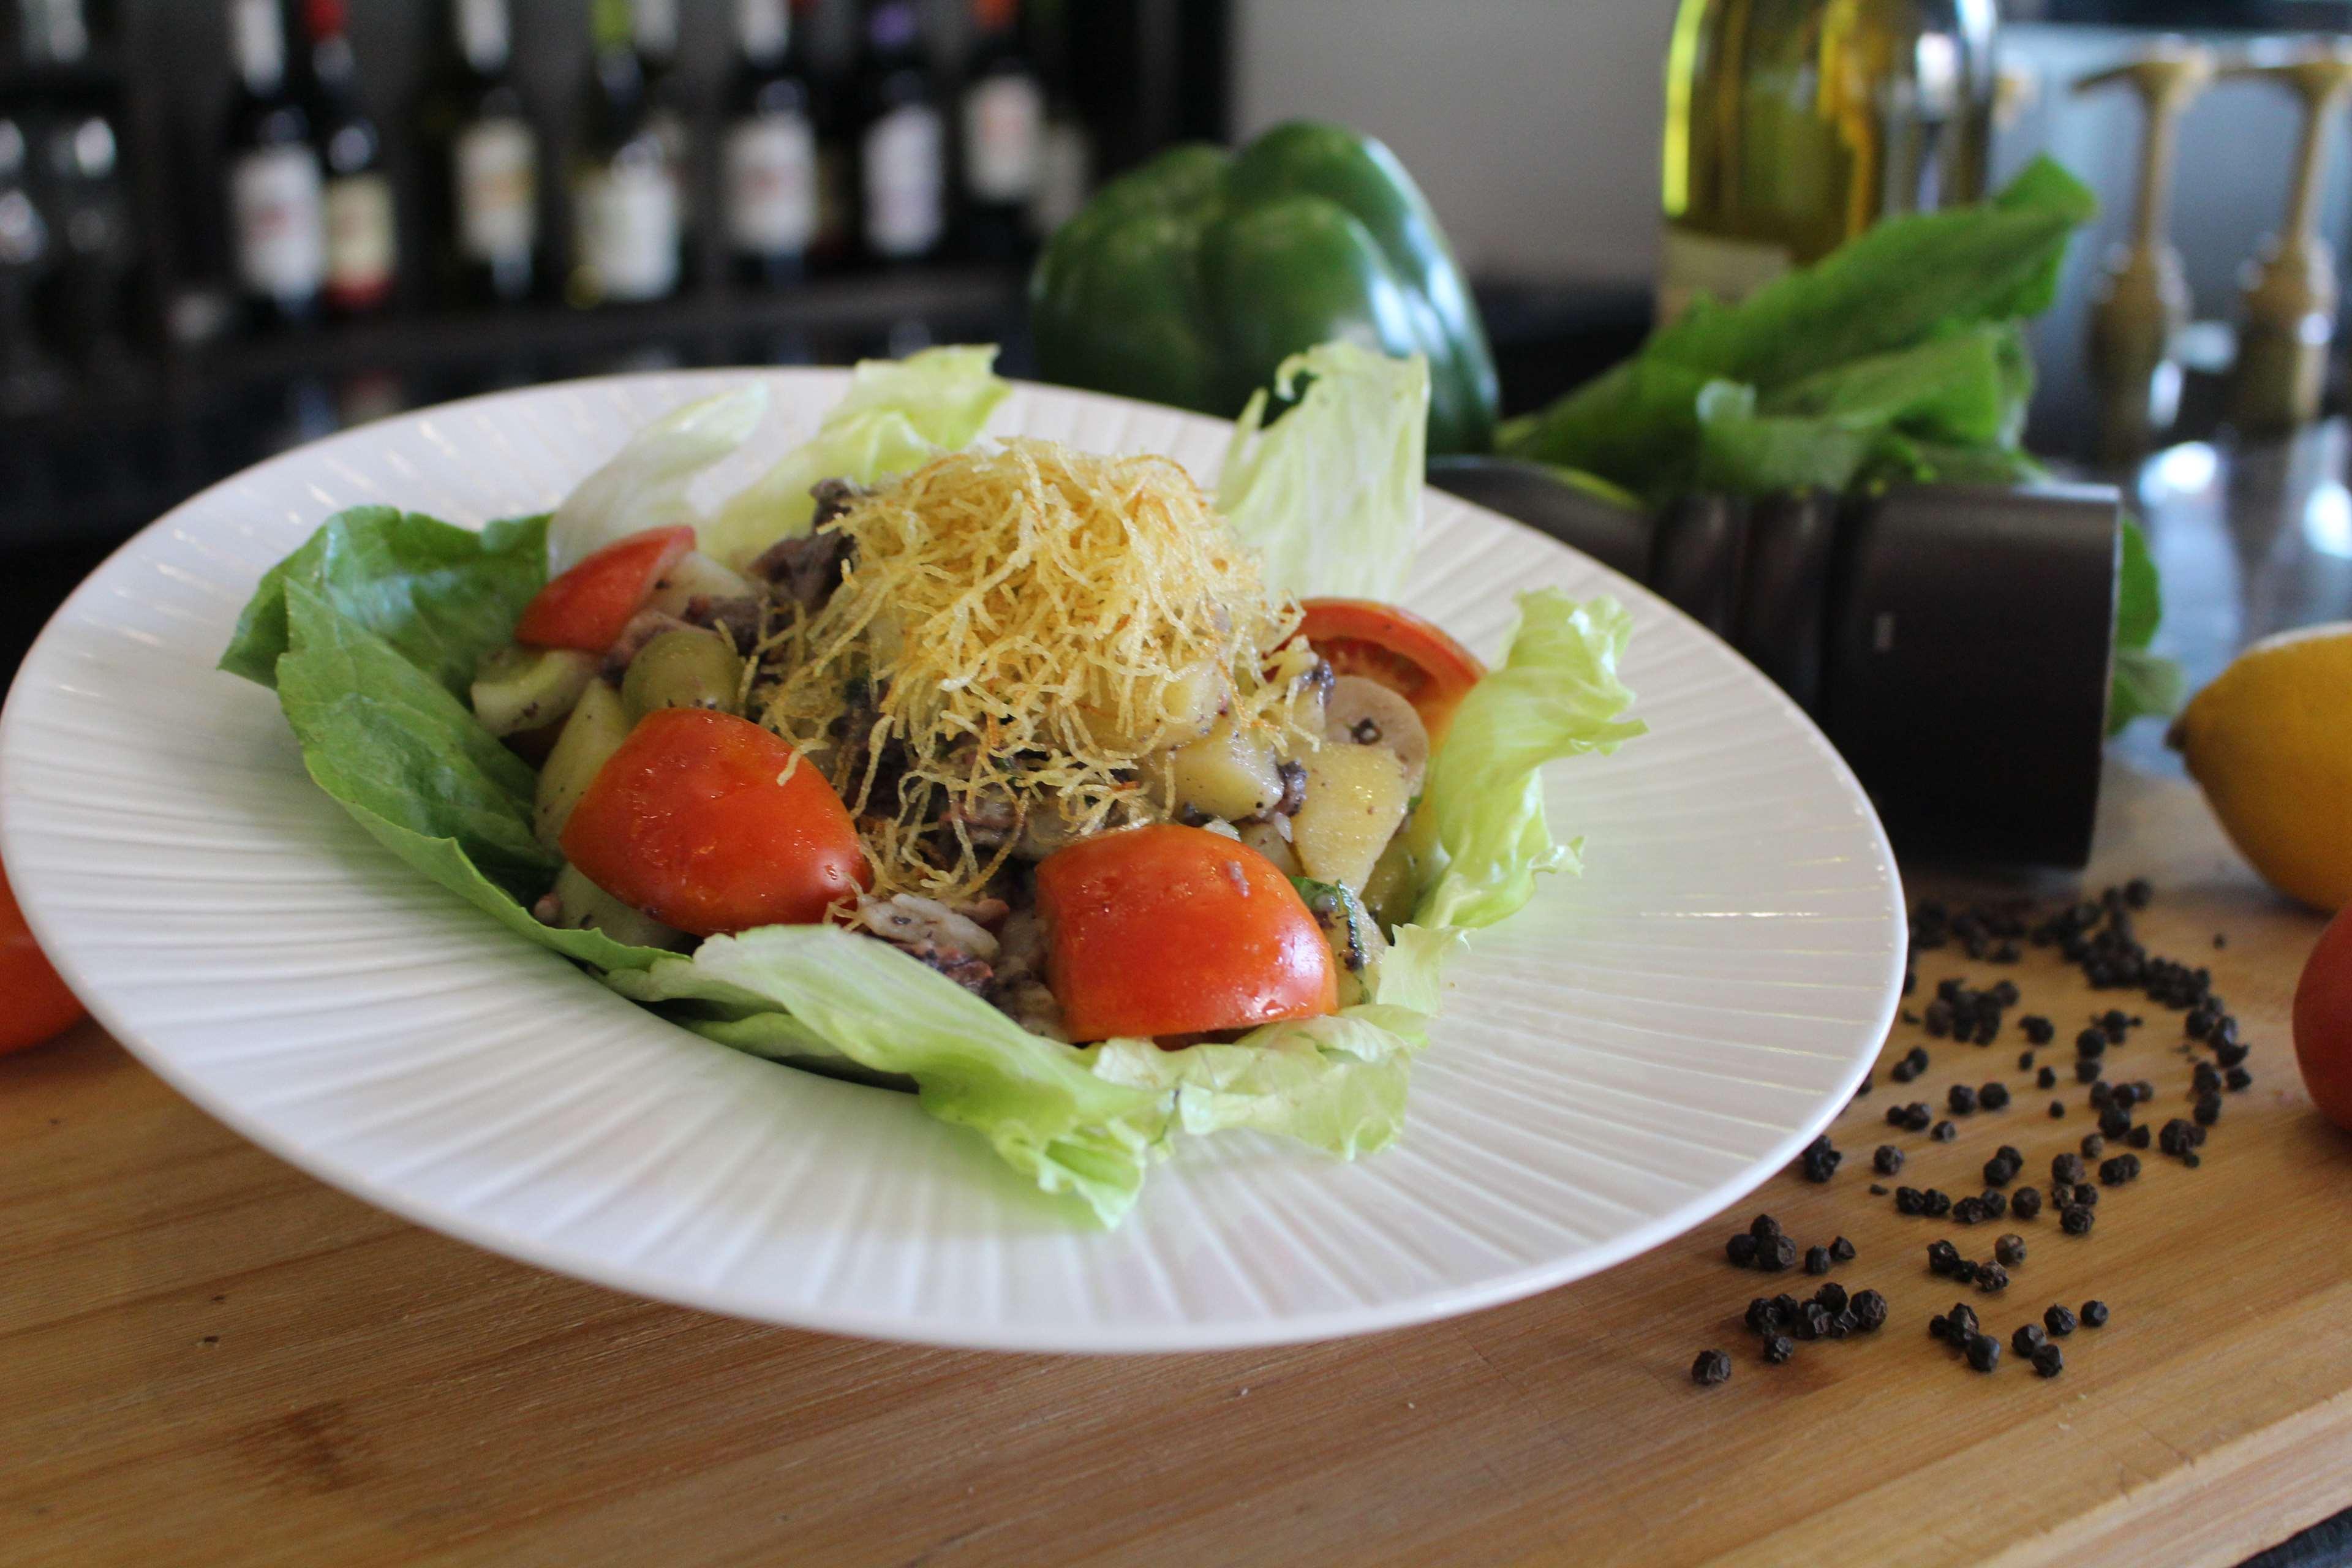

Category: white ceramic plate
[0, 370, 1902, 1352]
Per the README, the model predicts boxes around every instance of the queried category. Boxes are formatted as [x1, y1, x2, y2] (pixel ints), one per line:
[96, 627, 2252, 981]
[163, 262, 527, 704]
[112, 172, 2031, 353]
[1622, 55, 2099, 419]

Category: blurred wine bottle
[958, 0, 1042, 262]
[632, 0, 695, 281]
[0, 115, 65, 412]
[1025, 0, 1088, 242]
[571, 0, 680, 307]
[420, 0, 539, 307]
[723, 0, 818, 287]
[1660, 0, 1997, 321]
[223, 0, 326, 330]
[856, 0, 944, 266]
[302, 0, 394, 318]
[20, 0, 131, 369]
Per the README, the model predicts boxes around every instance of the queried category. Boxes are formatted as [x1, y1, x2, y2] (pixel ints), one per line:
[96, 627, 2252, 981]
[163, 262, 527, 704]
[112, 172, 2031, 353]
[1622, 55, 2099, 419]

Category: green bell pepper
[1029, 121, 1501, 456]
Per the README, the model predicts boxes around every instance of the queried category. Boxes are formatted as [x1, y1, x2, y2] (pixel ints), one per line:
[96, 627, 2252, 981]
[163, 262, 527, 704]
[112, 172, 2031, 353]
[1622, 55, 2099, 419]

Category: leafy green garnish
[2108, 514, 2182, 733]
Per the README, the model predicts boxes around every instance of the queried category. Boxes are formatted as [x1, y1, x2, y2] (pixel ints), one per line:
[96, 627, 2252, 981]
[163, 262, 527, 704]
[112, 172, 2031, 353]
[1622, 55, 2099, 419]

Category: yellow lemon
[2169, 622, 2352, 911]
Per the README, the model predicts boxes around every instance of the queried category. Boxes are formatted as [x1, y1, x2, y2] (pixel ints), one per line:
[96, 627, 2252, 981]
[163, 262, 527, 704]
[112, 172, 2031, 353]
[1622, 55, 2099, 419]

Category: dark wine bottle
[223, 0, 325, 330]
[855, 0, 943, 266]
[420, 0, 539, 306]
[723, 0, 818, 287]
[957, 0, 1041, 262]
[301, 0, 394, 317]
[0, 115, 65, 412]
[570, 0, 680, 306]
[20, 0, 132, 368]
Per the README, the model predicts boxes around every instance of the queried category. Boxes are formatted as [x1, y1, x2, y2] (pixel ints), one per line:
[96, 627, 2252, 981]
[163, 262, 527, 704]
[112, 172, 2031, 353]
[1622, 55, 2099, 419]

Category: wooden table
[6, 752, 2346, 1568]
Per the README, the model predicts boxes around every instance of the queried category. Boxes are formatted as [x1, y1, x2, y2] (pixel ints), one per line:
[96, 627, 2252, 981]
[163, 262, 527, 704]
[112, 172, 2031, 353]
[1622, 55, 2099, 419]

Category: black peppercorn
[1852, 1289, 1888, 1331]
[1805, 1245, 1833, 1276]
[1980, 1189, 2008, 1219]
[1692, 1349, 1732, 1385]
[1830, 1235, 1856, 1262]
[1983, 1154, 2019, 1187]
[1728, 1234, 1759, 1267]
[2011, 1186, 2044, 1221]
[2052, 1153, 2086, 1186]
[2076, 1028, 2108, 1058]
[2124, 877, 2153, 908]
[1905, 1102, 1935, 1132]
[1980, 1082, 2012, 1112]
[1966, 1333, 2002, 1373]
[2227, 1066, 2253, 1091]
[2060, 1205, 2095, 1236]
[2099, 1153, 2142, 1186]
[2045, 1304, 2078, 1336]
[1874, 1145, 1905, 1176]
[1975, 1262, 2010, 1294]
[2195, 1095, 2222, 1126]
[1898, 1185, 1929, 1215]
[1799, 1134, 1842, 1182]
[1947, 1302, 1980, 1339]
[2080, 1134, 2106, 1158]
[1932, 1120, 1958, 1143]
[1952, 1197, 1986, 1226]
[2073, 1183, 2100, 1208]
[1952, 1259, 1980, 1284]
[1762, 1335, 1795, 1365]
[2038, 1066, 2058, 1090]
[1749, 1214, 1783, 1242]
[2021, 1016, 2055, 1046]
[2076, 1059, 2105, 1084]
[2126, 1124, 2152, 1150]
[1928, 1239, 1961, 1275]
[2033, 1343, 2065, 1378]
[1948, 1084, 1979, 1115]
[1758, 1234, 1797, 1271]
[2049, 1101, 2067, 1118]
[2193, 1061, 2223, 1096]
[1814, 1282, 1849, 1314]
[2099, 1104, 2133, 1139]
[1745, 1297, 1780, 1334]
[2013, 1322, 2046, 1355]
[1996, 1233, 2027, 1267]
[2082, 1299, 2110, 1327]
[1929, 1313, 1950, 1341]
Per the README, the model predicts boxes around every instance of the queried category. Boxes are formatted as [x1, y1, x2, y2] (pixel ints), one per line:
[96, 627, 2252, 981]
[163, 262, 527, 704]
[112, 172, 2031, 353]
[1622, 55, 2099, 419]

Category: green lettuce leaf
[1412, 589, 1646, 930]
[546, 384, 770, 571]
[1215, 341, 1430, 600]
[680, 925, 1170, 1224]
[701, 345, 1009, 567]
[220, 507, 549, 695]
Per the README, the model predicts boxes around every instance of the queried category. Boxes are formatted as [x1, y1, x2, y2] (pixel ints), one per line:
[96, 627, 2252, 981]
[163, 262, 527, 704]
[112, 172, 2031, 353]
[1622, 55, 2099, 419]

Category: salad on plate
[221, 343, 1644, 1223]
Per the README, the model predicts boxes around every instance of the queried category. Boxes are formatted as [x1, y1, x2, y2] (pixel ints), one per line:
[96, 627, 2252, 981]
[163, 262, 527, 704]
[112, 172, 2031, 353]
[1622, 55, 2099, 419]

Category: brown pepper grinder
[2076, 42, 2214, 464]
[2225, 42, 2352, 436]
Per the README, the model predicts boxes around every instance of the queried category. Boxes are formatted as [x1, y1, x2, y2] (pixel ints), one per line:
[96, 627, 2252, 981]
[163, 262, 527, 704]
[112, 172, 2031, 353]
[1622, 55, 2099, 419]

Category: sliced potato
[542, 862, 686, 949]
[644, 549, 758, 619]
[622, 627, 745, 719]
[1236, 816, 1300, 876]
[1359, 830, 1423, 932]
[1327, 675, 1430, 793]
[1266, 639, 1332, 739]
[1157, 712, 1285, 822]
[1292, 743, 1410, 892]
[533, 679, 632, 850]
[1081, 660, 1224, 751]
[472, 645, 597, 737]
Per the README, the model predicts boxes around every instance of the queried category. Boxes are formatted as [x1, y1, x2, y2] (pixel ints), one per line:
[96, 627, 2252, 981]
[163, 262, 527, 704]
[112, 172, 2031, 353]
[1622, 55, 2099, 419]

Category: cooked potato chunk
[1292, 743, 1410, 892]
[533, 679, 631, 850]
[472, 645, 597, 737]
[1325, 676, 1429, 792]
[1237, 816, 1301, 877]
[1159, 712, 1285, 822]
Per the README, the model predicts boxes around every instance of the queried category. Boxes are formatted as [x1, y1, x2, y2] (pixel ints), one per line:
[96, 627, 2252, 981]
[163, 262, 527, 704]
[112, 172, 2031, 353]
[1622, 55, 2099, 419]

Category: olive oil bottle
[1660, 0, 1998, 322]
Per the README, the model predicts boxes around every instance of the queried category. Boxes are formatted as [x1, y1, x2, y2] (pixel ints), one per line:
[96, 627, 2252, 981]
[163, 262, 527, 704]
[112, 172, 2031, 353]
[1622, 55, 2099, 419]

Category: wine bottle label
[575, 159, 678, 301]
[962, 75, 1041, 203]
[862, 104, 942, 257]
[456, 0, 511, 71]
[1657, 227, 1791, 323]
[456, 118, 537, 263]
[324, 173, 396, 306]
[230, 145, 325, 298]
[725, 114, 816, 256]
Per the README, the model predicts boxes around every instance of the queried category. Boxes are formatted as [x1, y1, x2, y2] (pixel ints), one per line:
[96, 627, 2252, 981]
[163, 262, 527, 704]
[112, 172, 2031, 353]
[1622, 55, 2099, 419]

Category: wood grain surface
[6, 760, 2349, 1568]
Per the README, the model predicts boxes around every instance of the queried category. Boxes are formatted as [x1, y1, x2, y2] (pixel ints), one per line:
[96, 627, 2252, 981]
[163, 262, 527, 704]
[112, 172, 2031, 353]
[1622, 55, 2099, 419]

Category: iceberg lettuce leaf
[546, 383, 770, 571]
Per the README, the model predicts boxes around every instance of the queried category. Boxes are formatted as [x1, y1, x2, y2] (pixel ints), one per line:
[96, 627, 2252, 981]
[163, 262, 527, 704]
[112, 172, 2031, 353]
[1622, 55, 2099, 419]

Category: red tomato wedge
[1297, 598, 1485, 745]
[2, 858, 86, 1054]
[559, 708, 869, 937]
[515, 526, 696, 653]
[2296, 903, 2352, 1133]
[1036, 824, 1336, 1044]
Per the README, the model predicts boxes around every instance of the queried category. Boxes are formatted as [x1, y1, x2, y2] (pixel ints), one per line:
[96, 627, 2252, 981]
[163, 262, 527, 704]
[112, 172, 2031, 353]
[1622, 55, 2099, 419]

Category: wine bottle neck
[455, 0, 512, 72]
[738, 0, 788, 66]
[230, 0, 288, 93]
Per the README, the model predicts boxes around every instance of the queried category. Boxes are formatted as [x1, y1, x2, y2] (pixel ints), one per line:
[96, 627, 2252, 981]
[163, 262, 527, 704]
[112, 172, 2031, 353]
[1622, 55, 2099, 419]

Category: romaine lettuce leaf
[2108, 514, 2182, 733]
[1411, 589, 1645, 930]
[546, 383, 769, 571]
[701, 345, 1009, 568]
[220, 507, 548, 695]
[1215, 341, 1429, 601]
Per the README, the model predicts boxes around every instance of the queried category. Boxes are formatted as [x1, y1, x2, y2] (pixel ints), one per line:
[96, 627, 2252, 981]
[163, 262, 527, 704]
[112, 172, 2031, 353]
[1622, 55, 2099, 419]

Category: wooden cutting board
[6, 760, 2350, 1568]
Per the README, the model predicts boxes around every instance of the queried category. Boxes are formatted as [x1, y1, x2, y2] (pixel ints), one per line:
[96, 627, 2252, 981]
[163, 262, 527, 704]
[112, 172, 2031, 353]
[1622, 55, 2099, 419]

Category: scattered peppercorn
[1750, 1214, 1782, 1241]
[1692, 1349, 1732, 1385]
[1953, 1197, 1986, 1226]
[2013, 1322, 2047, 1355]
[1966, 1333, 2002, 1373]
[1799, 1134, 1842, 1182]
[1946, 1302, 1980, 1340]
[1745, 1297, 1782, 1334]
[2080, 1134, 2106, 1158]
[1923, 1189, 1953, 1217]
[2226, 1066, 2253, 1091]
[1948, 1085, 1979, 1115]
[1928, 1240, 1961, 1275]
[1874, 1145, 1905, 1176]
[1851, 1289, 1888, 1331]
[2076, 1059, 2105, 1085]
[1830, 1236, 1856, 1262]
[1814, 1282, 1849, 1314]
[2098, 1104, 2133, 1139]
[1980, 1189, 2009, 1219]
[2076, 1028, 2108, 1058]
[2073, 1183, 2100, 1208]
[1762, 1335, 1795, 1365]
[2018, 1051, 2037, 1071]
[1932, 1120, 1958, 1143]
[1983, 1153, 2020, 1186]
[1980, 1082, 2012, 1111]
[2049, 1101, 2066, 1118]
[2052, 1153, 2086, 1186]
[1805, 1245, 1833, 1275]
[2045, 1304, 2078, 1336]
[1975, 1262, 2010, 1294]
[2101, 1008, 2132, 1041]
[1757, 1234, 1797, 1271]
[2033, 1343, 2065, 1378]
[1996, 1234, 2027, 1266]
[2060, 1205, 2095, 1236]
[2193, 1061, 2222, 1096]
[2195, 1095, 2222, 1126]
[2011, 1186, 2044, 1221]
[2127, 1124, 2152, 1150]
[2038, 1066, 2058, 1090]
[1727, 1234, 1758, 1267]
[2021, 1016, 2055, 1046]
[2082, 1300, 2109, 1327]
[2100, 1153, 2142, 1185]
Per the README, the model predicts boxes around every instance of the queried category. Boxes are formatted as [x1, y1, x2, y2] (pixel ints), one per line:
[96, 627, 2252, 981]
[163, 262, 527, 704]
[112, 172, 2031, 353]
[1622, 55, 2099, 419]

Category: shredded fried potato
[756, 440, 1303, 900]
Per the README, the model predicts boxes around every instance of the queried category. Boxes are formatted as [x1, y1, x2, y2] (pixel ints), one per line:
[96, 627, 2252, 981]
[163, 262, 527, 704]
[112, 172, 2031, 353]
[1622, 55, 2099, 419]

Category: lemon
[2169, 622, 2352, 911]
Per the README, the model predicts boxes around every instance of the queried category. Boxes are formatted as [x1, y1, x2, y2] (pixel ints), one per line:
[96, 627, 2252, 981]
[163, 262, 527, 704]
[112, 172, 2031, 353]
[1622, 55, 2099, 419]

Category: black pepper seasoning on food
[2045, 1304, 2078, 1336]
[1692, 1349, 1732, 1385]
[2082, 1300, 2110, 1327]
